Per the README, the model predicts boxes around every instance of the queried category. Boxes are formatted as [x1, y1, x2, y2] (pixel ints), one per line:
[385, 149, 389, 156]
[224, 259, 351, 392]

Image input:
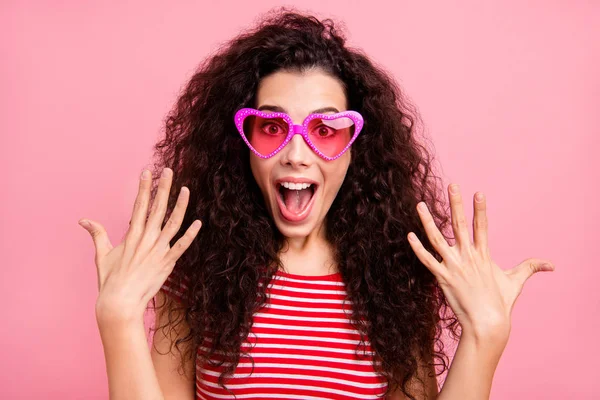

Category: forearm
[437, 328, 509, 400]
[97, 316, 164, 400]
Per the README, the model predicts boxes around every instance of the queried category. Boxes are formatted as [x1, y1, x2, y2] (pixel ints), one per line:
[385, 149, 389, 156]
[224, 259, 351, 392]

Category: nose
[280, 131, 313, 168]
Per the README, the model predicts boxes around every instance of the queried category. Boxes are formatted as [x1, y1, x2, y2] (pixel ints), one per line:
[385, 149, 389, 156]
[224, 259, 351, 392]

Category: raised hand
[407, 184, 555, 341]
[78, 167, 202, 324]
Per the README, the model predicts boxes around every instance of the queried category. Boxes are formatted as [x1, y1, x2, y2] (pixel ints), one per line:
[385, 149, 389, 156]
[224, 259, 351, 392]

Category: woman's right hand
[78, 167, 202, 325]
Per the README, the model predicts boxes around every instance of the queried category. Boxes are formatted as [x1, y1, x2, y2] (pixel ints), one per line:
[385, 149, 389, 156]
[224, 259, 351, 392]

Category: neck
[279, 220, 337, 276]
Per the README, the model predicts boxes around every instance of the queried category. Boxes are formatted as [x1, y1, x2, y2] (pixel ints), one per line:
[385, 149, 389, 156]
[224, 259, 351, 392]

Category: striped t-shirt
[160, 269, 389, 399]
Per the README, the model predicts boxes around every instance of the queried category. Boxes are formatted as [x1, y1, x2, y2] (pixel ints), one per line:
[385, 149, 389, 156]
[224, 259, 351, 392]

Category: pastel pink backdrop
[1, 1, 597, 399]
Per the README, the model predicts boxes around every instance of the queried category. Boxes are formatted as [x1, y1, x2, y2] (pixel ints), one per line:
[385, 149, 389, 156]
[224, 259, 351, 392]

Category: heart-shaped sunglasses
[234, 108, 364, 161]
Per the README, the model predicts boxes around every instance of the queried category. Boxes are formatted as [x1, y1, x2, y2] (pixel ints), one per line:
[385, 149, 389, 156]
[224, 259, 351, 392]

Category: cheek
[323, 157, 351, 194]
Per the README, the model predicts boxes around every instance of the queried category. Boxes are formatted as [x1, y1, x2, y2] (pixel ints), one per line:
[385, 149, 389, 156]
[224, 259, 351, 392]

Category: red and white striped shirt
[160, 269, 389, 399]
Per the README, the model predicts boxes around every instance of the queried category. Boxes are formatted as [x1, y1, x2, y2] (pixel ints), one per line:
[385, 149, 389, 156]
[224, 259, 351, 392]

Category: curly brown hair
[148, 6, 460, 399]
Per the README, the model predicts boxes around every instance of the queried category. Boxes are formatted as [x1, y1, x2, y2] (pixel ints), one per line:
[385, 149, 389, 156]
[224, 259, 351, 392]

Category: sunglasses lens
[307, 116, 355, 158]
[242, 115, 289, 156]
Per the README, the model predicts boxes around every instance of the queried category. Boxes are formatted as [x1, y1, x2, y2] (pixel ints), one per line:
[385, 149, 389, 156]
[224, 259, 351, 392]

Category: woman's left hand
[407, 184, 555, 342]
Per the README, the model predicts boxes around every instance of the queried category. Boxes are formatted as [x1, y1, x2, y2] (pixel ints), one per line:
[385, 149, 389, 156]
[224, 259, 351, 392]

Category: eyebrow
[257, 104, 340, 114]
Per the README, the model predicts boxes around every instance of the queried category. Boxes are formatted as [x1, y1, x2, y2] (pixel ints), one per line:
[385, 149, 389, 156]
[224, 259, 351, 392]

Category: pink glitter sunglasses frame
[233, 107, 364, 161]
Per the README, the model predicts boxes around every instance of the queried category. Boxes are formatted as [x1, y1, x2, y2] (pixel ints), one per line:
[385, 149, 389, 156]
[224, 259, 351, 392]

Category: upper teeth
[280, 182, 313, 190]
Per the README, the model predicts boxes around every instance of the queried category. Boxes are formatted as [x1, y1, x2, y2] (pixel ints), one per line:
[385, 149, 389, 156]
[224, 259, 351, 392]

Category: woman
[79, 8, 555, 400]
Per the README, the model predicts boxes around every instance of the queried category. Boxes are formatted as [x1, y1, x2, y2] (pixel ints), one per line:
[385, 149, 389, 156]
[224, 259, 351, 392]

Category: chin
[273, 216, 321, 239]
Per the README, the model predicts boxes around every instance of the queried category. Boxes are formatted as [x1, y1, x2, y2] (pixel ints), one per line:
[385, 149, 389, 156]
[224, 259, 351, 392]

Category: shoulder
[150, 289, 196, 399]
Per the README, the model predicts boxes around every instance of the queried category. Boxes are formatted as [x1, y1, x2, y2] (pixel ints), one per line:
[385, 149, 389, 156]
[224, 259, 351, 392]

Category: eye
[314, 125, 335, 138]
[261, 121, 286, 135]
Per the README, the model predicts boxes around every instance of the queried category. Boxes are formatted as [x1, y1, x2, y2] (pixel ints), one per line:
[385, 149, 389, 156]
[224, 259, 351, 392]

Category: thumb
[509, 258, 555, 285]
[78, 219, 113, 259]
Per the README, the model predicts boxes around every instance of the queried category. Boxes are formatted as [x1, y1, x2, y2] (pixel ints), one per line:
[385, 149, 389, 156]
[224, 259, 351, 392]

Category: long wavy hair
[148, 7, 460, 399]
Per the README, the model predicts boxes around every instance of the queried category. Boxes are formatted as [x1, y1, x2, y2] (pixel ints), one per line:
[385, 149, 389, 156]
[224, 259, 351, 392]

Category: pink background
[1, 1, 598, 399]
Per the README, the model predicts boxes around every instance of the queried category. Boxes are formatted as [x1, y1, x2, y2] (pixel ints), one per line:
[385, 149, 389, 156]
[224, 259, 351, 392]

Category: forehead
[255, 69, 347, 120]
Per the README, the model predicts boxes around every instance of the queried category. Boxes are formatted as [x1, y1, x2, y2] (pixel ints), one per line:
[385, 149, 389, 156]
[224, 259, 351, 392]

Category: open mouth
[275, 182, 318, 223]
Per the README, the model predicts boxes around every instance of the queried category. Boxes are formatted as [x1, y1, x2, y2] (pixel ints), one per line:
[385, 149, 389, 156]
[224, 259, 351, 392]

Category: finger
[153, 186, 191, 253]
[507, 258, 556, 286]
[163, 219, 202, 266]
[78, 219, 113, 260]
[448, 183, 471, 249]
[141, 167, 173, 247]
[407, 232, 448, 280]
[416, 201, 453, 260]
[123, 169, 153, 262]
[472, 191, 489, 254]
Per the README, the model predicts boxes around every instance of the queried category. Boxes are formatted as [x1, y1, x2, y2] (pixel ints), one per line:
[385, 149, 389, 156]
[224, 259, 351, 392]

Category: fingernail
[141, 169, 150, 180]
[162, 168, 171, 178]
[475, 192, 484, 202]
[408, 232, 418, 241]
[79, 220, 91, 229]
[450, 184, 459, 194]
[540, 263, 554, 271]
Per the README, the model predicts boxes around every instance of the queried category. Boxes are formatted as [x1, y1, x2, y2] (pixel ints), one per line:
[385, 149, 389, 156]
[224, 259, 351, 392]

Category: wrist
[95, 298, 144, 329]
[96, 312, 146, 347]
[462, 322, 511, 349]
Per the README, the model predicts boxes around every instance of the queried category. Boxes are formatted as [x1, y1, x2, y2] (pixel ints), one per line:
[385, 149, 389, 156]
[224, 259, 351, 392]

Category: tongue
[282, 188, 312, 214]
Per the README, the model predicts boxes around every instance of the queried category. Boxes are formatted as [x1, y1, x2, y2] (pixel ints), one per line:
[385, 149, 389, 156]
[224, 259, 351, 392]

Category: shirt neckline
[275, 269, 342, 280]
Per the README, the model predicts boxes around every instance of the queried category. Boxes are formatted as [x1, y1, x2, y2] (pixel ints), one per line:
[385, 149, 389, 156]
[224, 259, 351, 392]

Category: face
[249, 68, 351, 240]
